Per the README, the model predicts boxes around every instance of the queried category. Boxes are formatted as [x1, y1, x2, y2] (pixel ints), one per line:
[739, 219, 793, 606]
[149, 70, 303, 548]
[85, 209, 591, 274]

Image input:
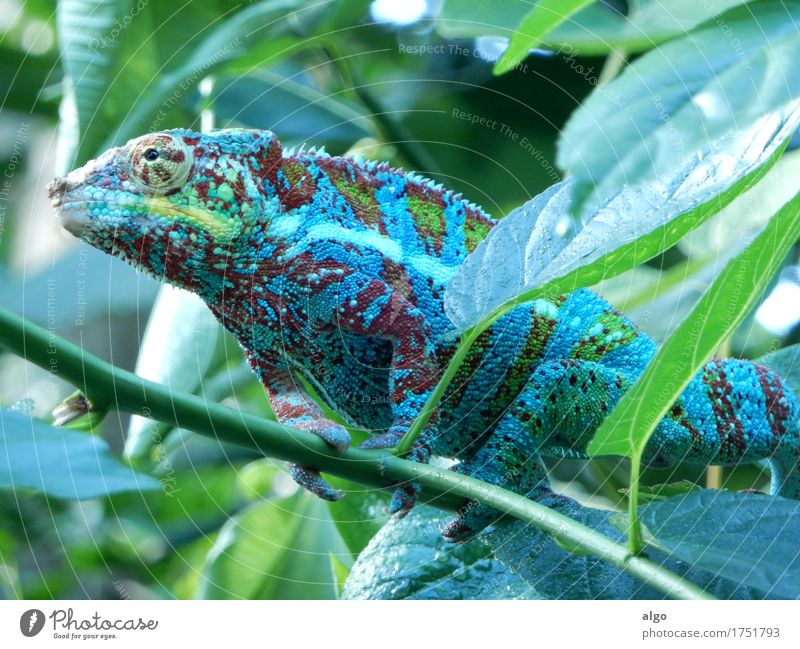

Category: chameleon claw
[388, 483, 420, 517]
[288, 464, 343, 501]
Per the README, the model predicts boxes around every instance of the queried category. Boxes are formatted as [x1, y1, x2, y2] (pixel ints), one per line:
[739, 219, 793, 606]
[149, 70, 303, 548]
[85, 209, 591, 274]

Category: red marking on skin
[755, 364, 790, 445]
[703, 361, 746, 457]
[183, 136, 201, 146]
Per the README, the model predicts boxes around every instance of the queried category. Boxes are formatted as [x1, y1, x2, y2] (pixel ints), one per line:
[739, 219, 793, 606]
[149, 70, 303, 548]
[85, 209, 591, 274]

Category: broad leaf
[493, 0, 597, 74]
[640, 491, 800, 599]
[341, 507, 539, 600]
[445, 103, 799, 332]
[0, 409, 159, 499]
[486, 494, 780, 599]
[588, 189, 800, 458]
[557, 1, 800, 216]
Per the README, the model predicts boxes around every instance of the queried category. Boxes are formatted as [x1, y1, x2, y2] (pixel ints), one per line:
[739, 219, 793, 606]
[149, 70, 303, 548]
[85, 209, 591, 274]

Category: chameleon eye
[131, 135, 192, 193]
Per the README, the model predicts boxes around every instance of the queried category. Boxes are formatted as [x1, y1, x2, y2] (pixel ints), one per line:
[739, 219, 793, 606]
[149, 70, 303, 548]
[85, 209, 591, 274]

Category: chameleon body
[48, 128, 800, 541]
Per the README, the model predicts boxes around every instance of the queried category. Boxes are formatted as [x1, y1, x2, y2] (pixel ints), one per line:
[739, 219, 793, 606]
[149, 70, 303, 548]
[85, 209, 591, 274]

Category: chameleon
[48, 128, 800, 541]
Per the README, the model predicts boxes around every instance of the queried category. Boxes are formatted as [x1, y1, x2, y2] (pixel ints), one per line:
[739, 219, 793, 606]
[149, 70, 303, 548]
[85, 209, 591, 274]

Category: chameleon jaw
[52, 195, 242, 247]
[142, 197, 242, 244]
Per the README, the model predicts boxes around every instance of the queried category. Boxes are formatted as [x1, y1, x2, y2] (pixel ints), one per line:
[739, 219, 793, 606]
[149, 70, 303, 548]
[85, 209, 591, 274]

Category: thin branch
[0, 305, 713, 600]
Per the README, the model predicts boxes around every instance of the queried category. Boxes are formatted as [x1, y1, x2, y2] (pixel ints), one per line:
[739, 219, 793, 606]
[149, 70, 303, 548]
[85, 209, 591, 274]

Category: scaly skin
[48, 128, 800, 541]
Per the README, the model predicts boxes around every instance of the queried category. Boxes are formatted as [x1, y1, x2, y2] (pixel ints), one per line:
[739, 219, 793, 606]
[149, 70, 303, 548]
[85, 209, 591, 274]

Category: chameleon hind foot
[359, 424, 434, 516]
[288, 464, 343, 501]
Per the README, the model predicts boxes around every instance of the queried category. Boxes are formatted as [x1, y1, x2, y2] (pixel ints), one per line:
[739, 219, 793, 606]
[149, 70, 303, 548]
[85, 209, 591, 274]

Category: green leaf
[444, 104, 799, 332]
[197, 494, 304, 599]
[493, 0, 597, 75]
[0, 408, 159, 499]
[588, 188, 800, 458]
[125, 286, 225, 461]
[486, 495, 778, 599]
[640, 491, 800, 599]
[341, 507, 540, 600]
[437, 0, 753, 56]
[557, 1, 800, 216]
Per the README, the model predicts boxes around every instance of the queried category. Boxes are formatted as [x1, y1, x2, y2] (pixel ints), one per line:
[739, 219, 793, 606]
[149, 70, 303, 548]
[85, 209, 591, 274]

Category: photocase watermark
[20, 607, 158, 640]
[88, 0, 149, 53]
[140, 410, 181, 497]
[554, 44, 629, 110]
[451, 108, 561, 184]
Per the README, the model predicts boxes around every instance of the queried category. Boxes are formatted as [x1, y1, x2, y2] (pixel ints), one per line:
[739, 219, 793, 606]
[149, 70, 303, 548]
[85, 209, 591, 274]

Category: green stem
[628, 454, 643, 554]
[395, 324, 480, 456]
[0, 305, 713, 600]
[597, 49, 627, 87]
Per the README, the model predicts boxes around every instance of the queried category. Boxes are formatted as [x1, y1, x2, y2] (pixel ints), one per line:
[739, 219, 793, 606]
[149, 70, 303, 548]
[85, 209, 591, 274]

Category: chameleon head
[47, 128, 283, 292]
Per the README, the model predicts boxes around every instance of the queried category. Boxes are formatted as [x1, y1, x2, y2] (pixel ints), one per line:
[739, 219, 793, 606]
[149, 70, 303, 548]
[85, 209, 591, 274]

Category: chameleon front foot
[288, 464, 343, 501]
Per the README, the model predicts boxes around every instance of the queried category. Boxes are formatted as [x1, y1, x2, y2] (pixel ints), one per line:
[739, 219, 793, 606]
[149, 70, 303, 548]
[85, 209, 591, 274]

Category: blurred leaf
[329, 553, 349, 598]
[236, 458, 279, 501]
[214, 69, 370, 150]
[588, 188, 800, 458]
[342, 507, 540, 600]
[198, 493, 304, 599]
[0, 408, 159, 499]
[486, 495, 776, 599]
[494, 0, 597, 75]
[0, 245, 159, 331]
[56, 0, 334, 170]
[55, 0, 130, 171]
[444, 104, 800, 332]
[0, 48, 58, 117]
[558, 1, 800, 216]
[270, 496, 344, 600]
[325, 476, 390, 557]
[125, 285, 225, 461]
[438, 0, 759, 56]
[195, 490, 342, 600]
[640, 491, 800, 599]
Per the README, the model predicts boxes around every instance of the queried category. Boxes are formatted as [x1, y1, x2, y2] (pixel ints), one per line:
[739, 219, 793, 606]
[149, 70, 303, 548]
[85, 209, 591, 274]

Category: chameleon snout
[48, 175, 89, 235]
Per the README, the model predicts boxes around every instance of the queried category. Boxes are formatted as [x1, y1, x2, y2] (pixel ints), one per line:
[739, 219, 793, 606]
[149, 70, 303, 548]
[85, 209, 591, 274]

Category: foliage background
[1, 0, 799, 599]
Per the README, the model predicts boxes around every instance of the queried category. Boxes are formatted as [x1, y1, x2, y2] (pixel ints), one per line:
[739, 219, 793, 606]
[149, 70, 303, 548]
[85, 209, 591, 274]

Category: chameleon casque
[48, 128, 800, 541]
